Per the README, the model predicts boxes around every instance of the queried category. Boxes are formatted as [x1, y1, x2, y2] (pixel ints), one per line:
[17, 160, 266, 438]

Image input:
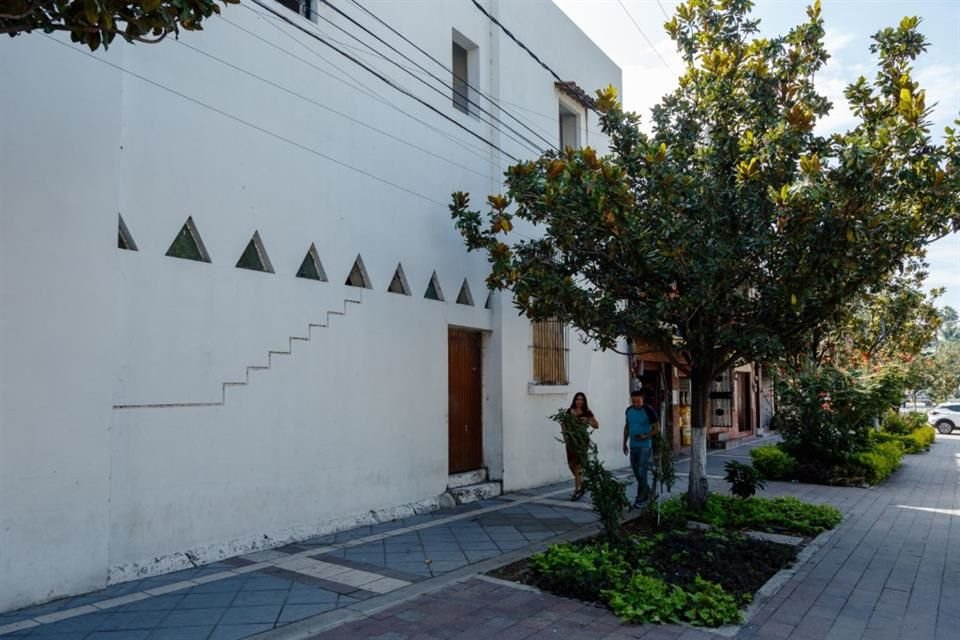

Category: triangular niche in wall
[165, 216, 211, 262]
[484, 291, 493, 310]
[236, 230, 274, 273]
[296, 243, 327, 281]
[117, 214, 138, 251]
[387, 263, 411, 295]
[455, 278, 474, 306]
[345, 254, 372, 288]
[424, 271, 444, 301]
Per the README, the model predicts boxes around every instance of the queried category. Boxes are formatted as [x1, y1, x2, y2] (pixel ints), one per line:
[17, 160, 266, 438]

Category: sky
[554, 0, 960, 311]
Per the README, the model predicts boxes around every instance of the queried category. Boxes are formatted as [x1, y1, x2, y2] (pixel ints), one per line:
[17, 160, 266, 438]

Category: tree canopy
[451, 0, 960, 508]
[0, 0, 237, 50]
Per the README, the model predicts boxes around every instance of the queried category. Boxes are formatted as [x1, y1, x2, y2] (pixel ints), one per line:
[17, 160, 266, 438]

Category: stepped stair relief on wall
[113, 295, 362, 410]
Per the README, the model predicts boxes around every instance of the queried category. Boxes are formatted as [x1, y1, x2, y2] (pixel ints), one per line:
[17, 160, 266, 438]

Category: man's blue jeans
[630, 447, 652, 500]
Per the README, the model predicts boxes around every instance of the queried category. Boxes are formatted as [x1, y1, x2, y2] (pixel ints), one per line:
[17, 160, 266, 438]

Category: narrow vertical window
[559, 103, 580, 150]
[532, 319, 568, 385]
[452, 41, 469, 114]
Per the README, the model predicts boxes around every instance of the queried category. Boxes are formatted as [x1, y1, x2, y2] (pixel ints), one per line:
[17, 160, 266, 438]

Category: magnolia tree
[451, 0, 960, 509]
[802, 263, 942, 369]
[0, 0, 237, 50]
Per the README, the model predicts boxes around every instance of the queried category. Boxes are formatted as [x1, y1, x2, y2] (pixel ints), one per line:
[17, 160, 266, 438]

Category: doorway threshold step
[449, 481, 501, 505]
[447, 469, 487, 490]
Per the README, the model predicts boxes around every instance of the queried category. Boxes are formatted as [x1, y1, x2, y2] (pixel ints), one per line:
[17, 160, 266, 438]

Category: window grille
[533, 319, 568, 385]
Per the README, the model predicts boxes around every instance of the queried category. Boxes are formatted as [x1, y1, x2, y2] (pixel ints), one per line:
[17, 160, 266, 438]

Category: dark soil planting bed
[488, 504, 826, 628]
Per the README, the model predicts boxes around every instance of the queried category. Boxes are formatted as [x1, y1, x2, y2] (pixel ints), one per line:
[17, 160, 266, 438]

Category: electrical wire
[468, 0, 566, 86]
[312, 0, 552, 155]
[175, 39, 491, 179]
[248, 0, 521, 161]
[655, 0, 672, 21]
[616, 0, 678, 75]
[342, 0, 559, 151]
[41, 34, 452, 207]
[221, 12, 499, 165]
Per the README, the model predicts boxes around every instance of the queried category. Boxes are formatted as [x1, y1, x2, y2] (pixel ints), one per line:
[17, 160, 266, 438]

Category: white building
[0, 0, 623, 612]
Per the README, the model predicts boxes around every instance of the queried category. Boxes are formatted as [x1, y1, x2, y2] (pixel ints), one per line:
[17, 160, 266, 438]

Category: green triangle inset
[165, 217, 210, 262]
[118, 214, 138, 251]
[387, 263, 410, 295]
[456, 279, 474, 306]
[424, 272, 444, 301]
[296, 244, 327, 281]
[345, 255, 372, 288]
[235, 231, 273, 273]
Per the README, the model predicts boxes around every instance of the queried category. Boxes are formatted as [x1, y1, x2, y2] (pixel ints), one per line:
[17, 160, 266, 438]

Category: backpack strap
[643, 405, 659, 425]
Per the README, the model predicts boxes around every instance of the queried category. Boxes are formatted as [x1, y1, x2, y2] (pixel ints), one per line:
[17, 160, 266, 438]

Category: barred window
[532, 320, 568, 385]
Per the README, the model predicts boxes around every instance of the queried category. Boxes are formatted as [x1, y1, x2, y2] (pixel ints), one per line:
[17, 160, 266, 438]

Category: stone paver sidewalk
[3, 434, 956, 640]
[302, 434, 959, 640]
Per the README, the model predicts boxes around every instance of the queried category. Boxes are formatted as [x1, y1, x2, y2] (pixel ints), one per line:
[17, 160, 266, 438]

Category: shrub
[553, 410, 629, 540]
[881, 410, 927, 435]
[660, 494, 843, 536]
[852, 440, 904, 484]
[874, 427, 934, 454]
[606, 573, 741, 627]
[534, 540, 743, 627]
[907, 426, 936, 451]
[776, 364, 906, 464]
[724, 461, 766, 498]
[606, 572, 689, 624]
[530, 543, 626, 602]
[749, 445, 797, 480]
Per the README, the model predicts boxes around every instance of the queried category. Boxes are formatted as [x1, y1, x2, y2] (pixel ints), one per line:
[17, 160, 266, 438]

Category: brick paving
[3, 434, 957, 640]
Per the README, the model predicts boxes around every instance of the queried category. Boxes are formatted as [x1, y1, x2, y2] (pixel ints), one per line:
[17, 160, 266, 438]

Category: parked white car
[928, 403, 960, 434]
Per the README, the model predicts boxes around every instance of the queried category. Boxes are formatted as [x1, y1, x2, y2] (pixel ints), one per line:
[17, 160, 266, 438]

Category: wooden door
[448, 329, 483, 473]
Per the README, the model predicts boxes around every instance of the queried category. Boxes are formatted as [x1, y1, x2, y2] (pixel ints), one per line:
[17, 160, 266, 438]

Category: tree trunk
[686, 368, 712, 511]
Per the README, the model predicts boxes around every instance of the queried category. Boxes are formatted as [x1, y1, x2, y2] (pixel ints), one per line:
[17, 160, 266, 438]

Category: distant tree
[939, 305, 960, 342]
[451, 0, 960, 510]
[0, 0, 237, 50]
[803, 264, 942, 368]
[919, 342, 960, 401]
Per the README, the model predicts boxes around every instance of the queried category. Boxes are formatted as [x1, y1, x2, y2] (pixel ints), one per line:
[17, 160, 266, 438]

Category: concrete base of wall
[107, 493, 446, 585]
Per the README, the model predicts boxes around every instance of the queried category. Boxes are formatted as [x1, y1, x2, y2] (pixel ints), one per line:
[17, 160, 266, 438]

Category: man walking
[623, 389, 660, 509]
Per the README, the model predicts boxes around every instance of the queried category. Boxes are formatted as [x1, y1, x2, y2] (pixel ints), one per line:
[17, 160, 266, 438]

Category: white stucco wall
[0, 40, 120, 610]
[0, 0, 620, 611]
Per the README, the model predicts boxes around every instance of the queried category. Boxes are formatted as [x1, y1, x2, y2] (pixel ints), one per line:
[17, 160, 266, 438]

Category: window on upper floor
[559, 102, 581, 150]
[452, 42, 469, 113]
[275, 0, 313, 20]
[533, 319, 569, 385]
[452, 31, 478, 114]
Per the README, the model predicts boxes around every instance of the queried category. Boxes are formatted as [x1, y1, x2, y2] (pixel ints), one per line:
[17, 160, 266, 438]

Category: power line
[175, 39, 491, 179]
[246, 3, 608, 153]
[313, 0, 552, 155]
[616, 0, 677, 75]
[468, 0, 566, 87]
[42, 34, 451, 207]
[223, 11, 499, 164]
[655, 0, 672, 21]
[248, 0, 521, 161]
[342, 0, 559, 151]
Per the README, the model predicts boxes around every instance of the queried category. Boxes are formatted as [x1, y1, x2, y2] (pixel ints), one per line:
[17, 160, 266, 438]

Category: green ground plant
[659, 494, 843, 536]
[749, 445, 797, 480]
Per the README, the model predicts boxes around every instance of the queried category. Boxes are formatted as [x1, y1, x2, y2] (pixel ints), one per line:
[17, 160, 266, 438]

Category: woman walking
[565, 392, 599, 501]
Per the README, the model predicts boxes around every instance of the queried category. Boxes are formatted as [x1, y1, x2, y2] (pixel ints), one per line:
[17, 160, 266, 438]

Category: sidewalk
[2, 434, 956, 640]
